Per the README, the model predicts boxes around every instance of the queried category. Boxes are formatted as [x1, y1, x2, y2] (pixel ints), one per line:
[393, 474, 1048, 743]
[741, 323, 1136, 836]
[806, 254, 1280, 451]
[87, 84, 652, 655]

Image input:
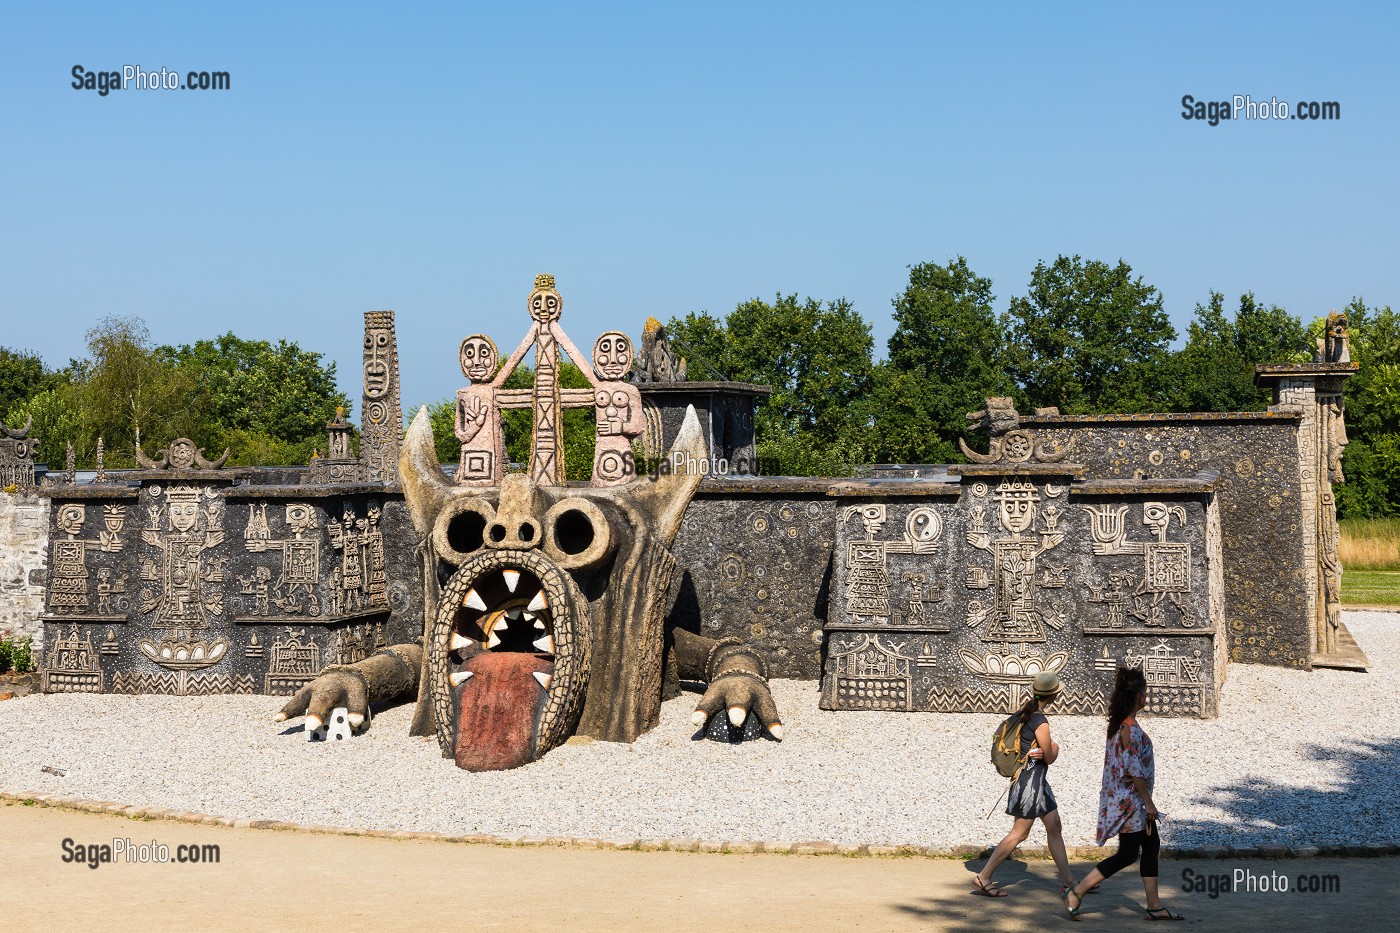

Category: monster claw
[727, 706, 746, 727]
[767, 723, 784, 741]
[273, 712, 287, 723]
[305, 715, 322, 732]
[348, 713, 365, 728]
[691, 710, 708, 727]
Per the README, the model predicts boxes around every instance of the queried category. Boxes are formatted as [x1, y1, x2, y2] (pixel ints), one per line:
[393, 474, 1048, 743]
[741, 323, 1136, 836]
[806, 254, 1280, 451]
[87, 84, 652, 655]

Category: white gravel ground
[2, 611, 1396, 850]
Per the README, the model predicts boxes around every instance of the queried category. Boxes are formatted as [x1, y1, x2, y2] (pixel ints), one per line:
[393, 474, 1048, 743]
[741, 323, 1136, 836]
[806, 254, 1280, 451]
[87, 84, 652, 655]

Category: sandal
[1145, 906, 1184, 921]
[971, 876, 1008, 897]
[1062, 883, 1095, 896]
[1062, 888, 1084, 921]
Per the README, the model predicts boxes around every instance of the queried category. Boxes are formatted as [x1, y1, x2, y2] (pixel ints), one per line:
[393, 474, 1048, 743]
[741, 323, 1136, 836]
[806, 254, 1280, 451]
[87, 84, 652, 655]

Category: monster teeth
[527, 591, 548, 612]
[450, 632, 472, 651]
[532, 633, 554, 653]
[486, 629, 502, 650]
[532, 672, 551, 690]
[464, 589, 487, 612]
[530, 616, 546, 631]
[449, 670, 474, 686]
[502, 569, 520, 592]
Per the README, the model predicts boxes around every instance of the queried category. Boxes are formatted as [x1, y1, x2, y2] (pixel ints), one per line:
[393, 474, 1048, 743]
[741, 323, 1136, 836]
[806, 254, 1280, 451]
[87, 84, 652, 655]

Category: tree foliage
[1004, 256, 1176, 413]
[868, 258, 1011, 463]
[1168, 291, 1311, 412]
[1332, 299, 1400, 518]
[670, 294, 874, 475]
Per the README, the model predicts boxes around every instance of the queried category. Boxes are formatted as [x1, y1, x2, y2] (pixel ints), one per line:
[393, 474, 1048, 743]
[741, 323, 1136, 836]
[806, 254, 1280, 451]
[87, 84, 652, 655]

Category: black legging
[1094, 827, 1160, 879]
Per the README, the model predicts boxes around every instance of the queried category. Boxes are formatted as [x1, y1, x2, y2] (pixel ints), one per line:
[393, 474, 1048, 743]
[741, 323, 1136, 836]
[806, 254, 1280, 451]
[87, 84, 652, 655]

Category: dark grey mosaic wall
[40, 477, 422, 696]
[1021, 413, 1309, 668]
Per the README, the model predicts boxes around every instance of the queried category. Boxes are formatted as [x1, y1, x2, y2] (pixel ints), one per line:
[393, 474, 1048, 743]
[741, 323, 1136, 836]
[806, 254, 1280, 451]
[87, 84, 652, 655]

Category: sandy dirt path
[1, 803, 1372, 932]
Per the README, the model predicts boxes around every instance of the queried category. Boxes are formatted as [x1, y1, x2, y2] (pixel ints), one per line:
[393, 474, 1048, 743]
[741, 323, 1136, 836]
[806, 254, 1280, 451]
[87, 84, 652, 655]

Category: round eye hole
[543, 498, 615, 570]
[432, 498, 497, 567]
[595, 389, 610, 406]
[377, 333, 388, 345]
[612, 390, 628, 407]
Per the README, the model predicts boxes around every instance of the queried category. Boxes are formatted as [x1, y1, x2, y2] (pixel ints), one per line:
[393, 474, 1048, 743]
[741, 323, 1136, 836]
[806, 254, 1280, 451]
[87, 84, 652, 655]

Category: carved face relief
[168, 495, 200, 533]
[168, 439, 197, 470]
[364, 327, 392, 399]
[995, 482, 1038, 534]
[528, 286, 562, 323]
[459, 335, 499, 383]
[56, 504, 85, 537]
[593, 332, 634, 380]
[401, 405, 704, 772]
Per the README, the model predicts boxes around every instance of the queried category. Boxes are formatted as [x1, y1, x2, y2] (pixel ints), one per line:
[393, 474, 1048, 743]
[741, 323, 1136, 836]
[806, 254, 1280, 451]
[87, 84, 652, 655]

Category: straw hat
[1031, 671, 1063, 699]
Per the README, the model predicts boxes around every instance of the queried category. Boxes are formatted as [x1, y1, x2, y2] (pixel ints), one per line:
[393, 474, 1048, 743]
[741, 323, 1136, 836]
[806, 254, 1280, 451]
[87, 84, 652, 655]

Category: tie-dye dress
[1095, 717, 1154, 845]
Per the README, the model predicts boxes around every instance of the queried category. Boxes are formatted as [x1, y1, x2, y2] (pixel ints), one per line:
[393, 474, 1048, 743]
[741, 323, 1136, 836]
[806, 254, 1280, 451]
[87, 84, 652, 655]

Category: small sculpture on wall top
[958, 398, 1073, 465]
[136, 438, 230, 470]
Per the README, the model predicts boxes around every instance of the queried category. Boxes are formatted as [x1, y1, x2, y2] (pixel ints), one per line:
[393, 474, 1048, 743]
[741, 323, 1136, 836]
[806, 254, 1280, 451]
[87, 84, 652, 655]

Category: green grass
[1339, 517, 1400, 571]
[1342, 570, 1400, 607]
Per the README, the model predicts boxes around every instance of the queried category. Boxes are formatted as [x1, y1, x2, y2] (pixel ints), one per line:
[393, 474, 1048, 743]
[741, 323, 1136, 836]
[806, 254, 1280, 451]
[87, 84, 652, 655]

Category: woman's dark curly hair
[1107, 666, 1147, 738]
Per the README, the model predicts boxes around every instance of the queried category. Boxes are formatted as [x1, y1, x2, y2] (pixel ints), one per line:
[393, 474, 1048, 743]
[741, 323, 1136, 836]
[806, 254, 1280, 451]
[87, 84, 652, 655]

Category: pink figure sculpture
[589, 331, 645, 486]
[455, 335, 507, 486]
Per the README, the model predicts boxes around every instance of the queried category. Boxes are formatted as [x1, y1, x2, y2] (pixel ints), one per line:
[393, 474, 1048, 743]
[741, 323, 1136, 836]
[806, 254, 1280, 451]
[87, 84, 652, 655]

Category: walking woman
[971, 671, 1076, 897]
[1063, 666, 1183, 921]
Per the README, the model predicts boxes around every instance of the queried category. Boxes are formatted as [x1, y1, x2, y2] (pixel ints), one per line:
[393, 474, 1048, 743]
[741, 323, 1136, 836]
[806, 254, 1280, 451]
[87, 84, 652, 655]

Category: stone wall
[1019, 411, 1313, 668]
[0, 490, 49, 652]
[38, 477, 422, 696]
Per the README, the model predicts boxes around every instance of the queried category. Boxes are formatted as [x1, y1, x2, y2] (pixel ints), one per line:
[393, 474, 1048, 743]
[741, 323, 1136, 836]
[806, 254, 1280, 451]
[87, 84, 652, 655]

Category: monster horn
[399, 406, 455, 537]
[600, 404, 707, 548]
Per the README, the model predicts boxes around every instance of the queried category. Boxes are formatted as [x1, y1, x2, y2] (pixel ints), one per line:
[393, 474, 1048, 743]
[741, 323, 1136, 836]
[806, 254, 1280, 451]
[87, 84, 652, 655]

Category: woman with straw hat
[971, 671, 1077, 897]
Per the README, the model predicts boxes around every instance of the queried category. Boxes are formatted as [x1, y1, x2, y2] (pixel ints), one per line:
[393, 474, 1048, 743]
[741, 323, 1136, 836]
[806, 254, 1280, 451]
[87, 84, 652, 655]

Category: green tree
[0, 347, 62, 426]
[1332, 299, 1400, 517]
[670, 294, 875, 474]
[1004, 256, 1175, 413]
[1169, 291, 1310, 412]
[869, 258, 1011, 463]
[164, 332, 349, 465]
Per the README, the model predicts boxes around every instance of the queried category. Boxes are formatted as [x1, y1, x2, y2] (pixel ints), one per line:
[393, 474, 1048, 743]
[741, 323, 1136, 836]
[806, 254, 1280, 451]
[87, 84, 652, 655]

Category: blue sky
[1, 2, 1396, 413]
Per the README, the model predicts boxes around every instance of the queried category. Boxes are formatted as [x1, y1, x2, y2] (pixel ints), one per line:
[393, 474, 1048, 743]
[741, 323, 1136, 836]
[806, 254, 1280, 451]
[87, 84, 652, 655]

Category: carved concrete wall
[38, 480, 422, 695]
[1017, 412, 1312, 668]
[0, 491, 49, 650]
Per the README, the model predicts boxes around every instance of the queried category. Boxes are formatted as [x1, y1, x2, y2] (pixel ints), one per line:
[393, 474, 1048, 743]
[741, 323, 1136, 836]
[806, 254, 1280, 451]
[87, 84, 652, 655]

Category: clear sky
[2, 2, 1396, 414]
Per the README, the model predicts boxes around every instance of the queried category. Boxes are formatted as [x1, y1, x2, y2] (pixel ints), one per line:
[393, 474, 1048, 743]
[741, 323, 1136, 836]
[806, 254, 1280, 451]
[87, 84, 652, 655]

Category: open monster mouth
[430, 550, 590, 771]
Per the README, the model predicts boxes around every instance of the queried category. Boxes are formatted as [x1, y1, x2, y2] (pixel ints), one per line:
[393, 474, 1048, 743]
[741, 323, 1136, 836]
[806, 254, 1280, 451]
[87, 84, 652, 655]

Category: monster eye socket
[433, 497, 498, 567]
[543, 498, 614, 570]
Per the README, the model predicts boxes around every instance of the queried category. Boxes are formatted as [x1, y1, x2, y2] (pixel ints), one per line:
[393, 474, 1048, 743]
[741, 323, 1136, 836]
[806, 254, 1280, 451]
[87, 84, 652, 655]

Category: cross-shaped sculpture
[484, 274, 610, 486]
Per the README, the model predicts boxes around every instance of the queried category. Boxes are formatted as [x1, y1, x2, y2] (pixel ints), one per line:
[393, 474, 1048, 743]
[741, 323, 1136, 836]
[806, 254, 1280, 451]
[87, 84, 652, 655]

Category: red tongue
[454, 653, 553, 772]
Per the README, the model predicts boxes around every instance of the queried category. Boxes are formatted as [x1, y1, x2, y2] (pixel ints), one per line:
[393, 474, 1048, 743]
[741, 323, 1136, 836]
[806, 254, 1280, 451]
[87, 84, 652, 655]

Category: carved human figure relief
[139, 485, 225, 628]
[243, 502, 323, 616]
[964, 481, 1064, 642]
[455, 335, 507, 487]
[50, 503, 127, 616]
[589, 332, 645, 486]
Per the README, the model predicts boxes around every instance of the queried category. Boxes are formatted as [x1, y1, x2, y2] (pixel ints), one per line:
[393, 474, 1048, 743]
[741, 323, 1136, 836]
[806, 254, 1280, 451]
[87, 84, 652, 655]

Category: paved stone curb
[3, 789, 1395, 859]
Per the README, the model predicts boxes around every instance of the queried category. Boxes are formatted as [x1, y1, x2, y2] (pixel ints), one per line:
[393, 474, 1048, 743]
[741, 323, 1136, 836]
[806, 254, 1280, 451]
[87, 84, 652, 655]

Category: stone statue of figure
[588, 331, 645, 486]
[454, 335, 507, 486]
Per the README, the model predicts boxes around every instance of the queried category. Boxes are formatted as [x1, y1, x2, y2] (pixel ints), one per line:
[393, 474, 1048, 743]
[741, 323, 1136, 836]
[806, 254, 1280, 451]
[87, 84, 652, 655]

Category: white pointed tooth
[464, 589, 486, 611]
[531, 617, 546, 631]
[450, 632, 472, 651]
[486, 629, 502, 650]
[532, 671, 552, 690]
[728, 706, 747, 727]
[449, 670, 474, 686]
[502, 569, 520, 592]
[528, 591, 548, 612]
[533, 633, 554, 653]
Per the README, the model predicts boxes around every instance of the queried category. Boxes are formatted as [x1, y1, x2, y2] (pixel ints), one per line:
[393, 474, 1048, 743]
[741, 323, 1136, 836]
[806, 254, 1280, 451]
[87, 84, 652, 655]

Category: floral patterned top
[1095, 716, 1155, 845]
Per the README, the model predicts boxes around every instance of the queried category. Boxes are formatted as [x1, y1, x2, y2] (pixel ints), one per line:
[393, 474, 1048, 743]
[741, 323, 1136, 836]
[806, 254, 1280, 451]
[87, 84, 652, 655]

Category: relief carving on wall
[1081, 501, 1202, 630]
[138, 484, 226, 628]
[48, 503, 128, 619]
[242, 502, 323, 617]
[839, 504, 943, 629]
